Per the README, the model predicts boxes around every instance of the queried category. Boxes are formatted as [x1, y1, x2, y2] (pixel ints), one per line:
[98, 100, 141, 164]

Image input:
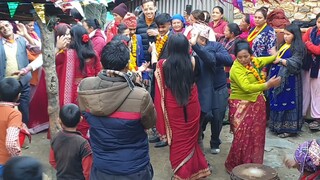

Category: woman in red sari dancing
[55, 24, 101, 138]
[225, 40, 281, 173]
[152, 33, 211, 179]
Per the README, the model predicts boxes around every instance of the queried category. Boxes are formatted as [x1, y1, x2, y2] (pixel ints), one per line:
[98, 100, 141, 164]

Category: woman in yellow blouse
[225, 40, 281, 172]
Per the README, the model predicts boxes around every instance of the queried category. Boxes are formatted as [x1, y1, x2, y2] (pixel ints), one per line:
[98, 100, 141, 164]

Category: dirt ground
[23, 122, 319, 180]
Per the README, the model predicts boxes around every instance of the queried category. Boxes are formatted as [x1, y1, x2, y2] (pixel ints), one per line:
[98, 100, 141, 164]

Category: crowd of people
[0, 0, 320, 179]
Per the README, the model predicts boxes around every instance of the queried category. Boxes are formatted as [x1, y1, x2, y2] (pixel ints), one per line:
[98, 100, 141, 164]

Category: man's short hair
[0, 78, 22, 102]
[3, 156, 43, 180]
[101, 40, 130, 71]
[59, 103, 81, 128]
[142, 0, 155, 6]
[155, 13, 171, 26]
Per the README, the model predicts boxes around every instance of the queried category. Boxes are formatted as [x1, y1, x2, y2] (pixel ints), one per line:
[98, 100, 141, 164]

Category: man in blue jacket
[78, 40, 156, 179]
[190, 23, 233, 154]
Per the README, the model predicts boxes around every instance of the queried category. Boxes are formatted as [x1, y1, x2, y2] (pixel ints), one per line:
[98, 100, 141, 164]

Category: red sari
[154, 60, 211, 180]
[225, 94, 267, 172]
[56, 49, 102, 137]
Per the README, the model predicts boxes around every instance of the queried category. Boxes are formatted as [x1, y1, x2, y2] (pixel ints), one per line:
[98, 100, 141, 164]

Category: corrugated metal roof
[127, 0, 234, 22]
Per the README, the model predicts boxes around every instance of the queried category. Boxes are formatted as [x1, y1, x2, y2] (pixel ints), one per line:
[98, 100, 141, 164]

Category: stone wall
[233, 0, 320, 25]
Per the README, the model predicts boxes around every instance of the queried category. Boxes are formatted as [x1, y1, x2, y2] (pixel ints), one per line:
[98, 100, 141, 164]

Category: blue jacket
[84, 113, 150, 175]
[135, 34, 149, 80]
[0, 36, 32, 86]
[193, 42, 232, 113]
[78, 73, 156, 175]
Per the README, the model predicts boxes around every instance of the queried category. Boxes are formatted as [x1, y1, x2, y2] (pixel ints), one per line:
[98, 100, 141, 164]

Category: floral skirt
[225, 95, 267, 173]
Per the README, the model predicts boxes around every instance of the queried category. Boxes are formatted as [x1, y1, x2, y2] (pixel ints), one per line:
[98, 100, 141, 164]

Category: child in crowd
[0, 78, 23, 177]
[284, 139, 320, 179]
[3, 156, 43, 180]
[49, 103, 92, 180]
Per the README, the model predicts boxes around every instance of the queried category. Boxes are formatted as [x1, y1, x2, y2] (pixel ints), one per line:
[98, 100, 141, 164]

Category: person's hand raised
[189, 28, 200, 46]
[56, 35, 68, 50]
[16, 23, 28, 37]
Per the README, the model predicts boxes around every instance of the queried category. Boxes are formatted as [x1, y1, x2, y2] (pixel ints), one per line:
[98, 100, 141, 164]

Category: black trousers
[201, 86, 229, 149]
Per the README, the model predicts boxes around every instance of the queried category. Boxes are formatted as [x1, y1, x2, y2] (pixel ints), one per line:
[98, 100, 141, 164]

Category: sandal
[278, 133, 295, 138]
[309, 121, 320, 130]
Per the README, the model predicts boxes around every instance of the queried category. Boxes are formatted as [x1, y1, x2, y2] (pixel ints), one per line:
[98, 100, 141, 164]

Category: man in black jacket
[136, 0, 158, 87]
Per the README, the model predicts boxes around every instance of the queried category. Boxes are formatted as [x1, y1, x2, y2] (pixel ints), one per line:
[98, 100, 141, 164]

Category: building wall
[233, 0, 320, 24]
[126, 0, 234, 22]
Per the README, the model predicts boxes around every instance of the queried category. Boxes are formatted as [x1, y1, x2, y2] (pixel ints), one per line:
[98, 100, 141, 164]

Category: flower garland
[129, 34, 138, 71]
[155, 34, 169, 59]
[246, 57, 266, 84]
[247, 23, 267, 42]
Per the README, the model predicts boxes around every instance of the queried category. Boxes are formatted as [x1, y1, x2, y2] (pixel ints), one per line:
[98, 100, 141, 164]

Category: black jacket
[136, 13, 158, 63]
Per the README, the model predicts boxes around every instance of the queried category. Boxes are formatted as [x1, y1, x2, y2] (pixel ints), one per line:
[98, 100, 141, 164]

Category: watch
[279, 58, 283, 65]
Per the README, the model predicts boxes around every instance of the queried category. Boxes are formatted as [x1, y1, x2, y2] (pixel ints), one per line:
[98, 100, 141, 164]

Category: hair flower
[82, 34, 90, 43]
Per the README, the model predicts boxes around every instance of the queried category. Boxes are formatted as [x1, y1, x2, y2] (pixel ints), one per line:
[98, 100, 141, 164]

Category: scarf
[101, 69, 135, 90]
[309, 27, 320, 78]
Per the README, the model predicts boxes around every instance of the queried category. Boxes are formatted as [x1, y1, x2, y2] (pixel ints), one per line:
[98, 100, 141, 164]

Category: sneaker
[148, 135, 160, 143]
[154, 140, 168, 148]
[210, 148, 220, 154]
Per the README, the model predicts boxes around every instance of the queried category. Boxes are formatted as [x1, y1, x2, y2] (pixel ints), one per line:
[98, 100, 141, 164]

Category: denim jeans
[18, 83, 30, 125]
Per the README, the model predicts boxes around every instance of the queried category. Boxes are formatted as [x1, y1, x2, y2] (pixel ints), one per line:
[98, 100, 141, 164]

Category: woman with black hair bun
[208, 6, 228, 41]
[55, 25, 102, 138]
[225, 40, 281, 173]
[83, 19, 106, 57]
[239, 13, 255, 39]
[220, 23, 242, 61]
[248, 7, 276, 58]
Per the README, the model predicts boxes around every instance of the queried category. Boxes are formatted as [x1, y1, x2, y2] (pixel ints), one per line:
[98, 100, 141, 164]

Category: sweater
[229, 56, 275, 102]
